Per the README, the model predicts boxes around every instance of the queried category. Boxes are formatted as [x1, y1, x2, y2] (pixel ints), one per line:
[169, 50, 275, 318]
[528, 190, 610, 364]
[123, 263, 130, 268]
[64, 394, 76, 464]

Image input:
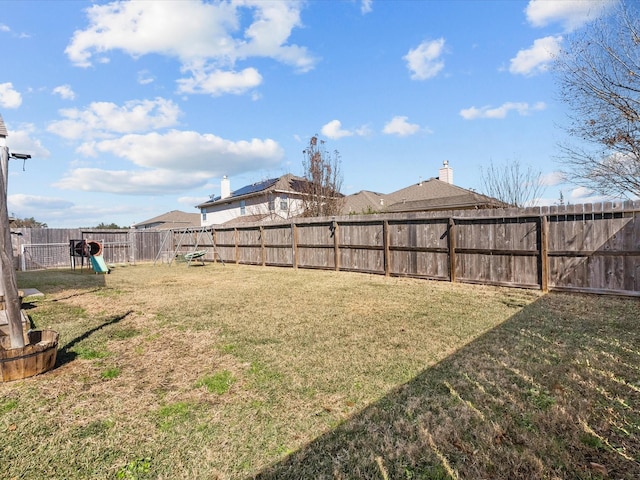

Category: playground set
[69, 239, 110, 274]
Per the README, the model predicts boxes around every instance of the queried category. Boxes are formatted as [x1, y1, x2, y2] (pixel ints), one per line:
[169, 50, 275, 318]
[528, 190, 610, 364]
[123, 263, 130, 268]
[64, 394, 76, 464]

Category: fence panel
[338, 221, 384, 273]
[547, 203, 638, 293]
[236, 228, 262, 265]
[387, 219, 449, 279]
[263, 225, 293, 266]
[296, 222, 334, 269]
[454, 217, 540, 288]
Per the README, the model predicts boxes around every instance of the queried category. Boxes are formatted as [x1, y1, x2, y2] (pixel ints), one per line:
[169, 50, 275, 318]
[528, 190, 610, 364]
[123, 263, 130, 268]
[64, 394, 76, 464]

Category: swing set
[154, 227, 224, 267]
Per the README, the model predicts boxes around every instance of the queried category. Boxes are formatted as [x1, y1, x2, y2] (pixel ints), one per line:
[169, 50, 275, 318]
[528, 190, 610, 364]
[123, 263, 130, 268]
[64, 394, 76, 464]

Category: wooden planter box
[0, 330, 59, 382]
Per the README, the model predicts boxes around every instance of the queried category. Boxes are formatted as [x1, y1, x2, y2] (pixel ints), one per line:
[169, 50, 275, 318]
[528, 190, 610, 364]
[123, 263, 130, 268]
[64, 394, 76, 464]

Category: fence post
[234, 228, 239, 264]
[211, 229, 217, 263]
[383, 220, 390, 277]
[292, 222, 298, 269]
[260, 226, 265, 266]
[540, 214, 549, 292]
[333, 220, 340, 271]
[448, 218, 456, 283]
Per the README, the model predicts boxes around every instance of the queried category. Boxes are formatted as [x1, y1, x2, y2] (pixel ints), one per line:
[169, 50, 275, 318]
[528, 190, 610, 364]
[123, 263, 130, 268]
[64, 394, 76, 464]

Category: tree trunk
[0, 146, 24, 348]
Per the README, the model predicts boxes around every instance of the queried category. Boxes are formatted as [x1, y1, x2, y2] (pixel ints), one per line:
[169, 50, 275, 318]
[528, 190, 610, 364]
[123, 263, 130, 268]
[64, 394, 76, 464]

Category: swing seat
[177, 250, 207, 265]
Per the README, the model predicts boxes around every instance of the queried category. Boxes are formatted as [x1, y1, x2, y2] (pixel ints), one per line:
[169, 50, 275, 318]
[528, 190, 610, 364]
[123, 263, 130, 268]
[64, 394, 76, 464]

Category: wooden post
[333, 220, 340, 271]
[0, 144, 24, 348]
[260, 226, 265, 266]
[383, 220, 390, 277]
[292, 222, 298, 269]
[448, 218, 457, 283]
[540, 214, 549, 292]
[234, 228, 239, 264]
[212, 229, 217, 263]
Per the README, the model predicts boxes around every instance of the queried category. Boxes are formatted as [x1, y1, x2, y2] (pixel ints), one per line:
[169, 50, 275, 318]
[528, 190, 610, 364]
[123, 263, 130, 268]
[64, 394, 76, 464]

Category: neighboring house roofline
[196, 173, 342, 209]
[132, 209, 201, 230]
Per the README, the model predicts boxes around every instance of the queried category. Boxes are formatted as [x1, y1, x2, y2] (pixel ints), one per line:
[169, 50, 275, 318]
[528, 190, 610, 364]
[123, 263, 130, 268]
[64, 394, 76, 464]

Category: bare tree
[554, 1, 640, 198]
[480, 160, 545, 208]
[301, 136, 344, 217]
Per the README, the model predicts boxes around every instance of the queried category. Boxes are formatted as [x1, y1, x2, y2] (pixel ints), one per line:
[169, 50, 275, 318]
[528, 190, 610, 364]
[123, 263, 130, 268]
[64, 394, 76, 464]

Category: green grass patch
[154, 402, 195, 432]
[109, 327, 140, 340]
[101, 367, 121, 379]
[74, 345, 110, 360]
[0, 399, 18, 415]
[116, 457, 152, 479]
[195, 370, 235, 394]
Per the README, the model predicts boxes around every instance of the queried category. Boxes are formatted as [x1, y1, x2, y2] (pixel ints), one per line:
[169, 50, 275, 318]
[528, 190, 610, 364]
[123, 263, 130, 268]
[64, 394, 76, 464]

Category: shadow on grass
[56, 310, 133, 366]
[252, 293, 640, 480]
[17, 268, 108, 298]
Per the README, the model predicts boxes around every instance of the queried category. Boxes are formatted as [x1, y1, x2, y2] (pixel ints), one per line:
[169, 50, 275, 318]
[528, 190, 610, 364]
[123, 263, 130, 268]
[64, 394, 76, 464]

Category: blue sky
[0, 0, 617, 228]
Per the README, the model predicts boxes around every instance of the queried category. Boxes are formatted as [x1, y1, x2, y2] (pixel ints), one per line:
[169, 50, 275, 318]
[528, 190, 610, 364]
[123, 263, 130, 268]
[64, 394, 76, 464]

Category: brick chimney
[220, 176, 231, 199]
[439, 160, 453, 184]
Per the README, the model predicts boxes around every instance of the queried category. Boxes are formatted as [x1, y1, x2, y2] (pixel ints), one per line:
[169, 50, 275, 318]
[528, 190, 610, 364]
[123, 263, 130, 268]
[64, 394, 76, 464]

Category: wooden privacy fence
[10, 200, 639, 296]
[202, 200, 640, 297]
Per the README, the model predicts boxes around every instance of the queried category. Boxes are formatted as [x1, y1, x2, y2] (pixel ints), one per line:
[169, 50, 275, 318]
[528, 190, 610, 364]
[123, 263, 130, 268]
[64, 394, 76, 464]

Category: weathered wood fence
[206, 200, 640, 297]
[11, 200, 640, 297]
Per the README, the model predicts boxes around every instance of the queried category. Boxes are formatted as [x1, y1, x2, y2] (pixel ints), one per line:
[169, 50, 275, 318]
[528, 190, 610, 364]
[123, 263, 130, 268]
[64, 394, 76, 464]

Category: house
[132, 210, 201, 230]
[197, 174, 314, 226]
[342, 161, 507, 214]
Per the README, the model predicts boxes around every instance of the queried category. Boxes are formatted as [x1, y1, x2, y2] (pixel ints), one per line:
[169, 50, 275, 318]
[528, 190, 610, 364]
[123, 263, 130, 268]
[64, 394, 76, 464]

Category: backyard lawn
[0, 263, 638, 479]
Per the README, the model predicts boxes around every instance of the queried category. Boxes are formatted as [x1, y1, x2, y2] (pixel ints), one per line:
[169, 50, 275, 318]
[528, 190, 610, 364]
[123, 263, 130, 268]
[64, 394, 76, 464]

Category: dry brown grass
[0, 263, 638, 479]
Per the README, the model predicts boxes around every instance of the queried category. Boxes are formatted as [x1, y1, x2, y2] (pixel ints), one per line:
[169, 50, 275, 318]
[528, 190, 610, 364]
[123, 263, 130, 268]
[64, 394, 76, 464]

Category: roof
[342, 178, 508, 215]
[196, 173, 324, 208]
[132, 210, 201, 230]
[342, 190, 387, 214]
[386, 192, 507, 212]
[0, 113, 8, 137]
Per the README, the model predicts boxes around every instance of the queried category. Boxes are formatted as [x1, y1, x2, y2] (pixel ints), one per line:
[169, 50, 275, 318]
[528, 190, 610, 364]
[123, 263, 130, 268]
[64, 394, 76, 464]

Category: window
[200, 208, 206, 222]
[268, 197, 275, 211]
[280, 196, 288, 211]
[240, 200, 246, 215]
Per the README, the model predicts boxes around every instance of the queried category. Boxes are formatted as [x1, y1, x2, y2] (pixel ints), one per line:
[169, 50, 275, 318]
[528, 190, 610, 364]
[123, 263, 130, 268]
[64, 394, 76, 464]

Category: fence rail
[11, 200, 640, 296]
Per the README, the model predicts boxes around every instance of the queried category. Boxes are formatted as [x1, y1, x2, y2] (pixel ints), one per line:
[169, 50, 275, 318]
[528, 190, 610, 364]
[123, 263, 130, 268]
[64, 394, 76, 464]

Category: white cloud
[361, 0, 373, 14]
[0, 24, 9, 32]
[178, 196, 209, 207]
[5, 124, 51, 158]
[382, 116, 421, 136]
[177, 68, 262, 96]
[509, 36, 562, 76]
[525, 0, 615, 31]
[404, 38, 445, 80]
[8, 194, 74, 211]
[52, 84, 76, 100]
[320, 120, 371, 140]
[567, 186, 613, 204]
[47, 98, 181, 140]
[137, 70, 155, 85]
[0, 82, 22, 108]
[65, 0, 316, 95]
[539, 171, 565, 187]
[460, 101, 546, 120]
[321, 120, 353, 140]
[84, 130, 284, 174]
[569, 186, 592, 199]
[54, 168, 212, 195]
[354, 125, 373, 137]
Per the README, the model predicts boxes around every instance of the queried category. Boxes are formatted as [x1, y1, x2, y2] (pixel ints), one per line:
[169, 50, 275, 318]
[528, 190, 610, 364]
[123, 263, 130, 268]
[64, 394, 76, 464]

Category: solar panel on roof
[231, 178, 278, 197]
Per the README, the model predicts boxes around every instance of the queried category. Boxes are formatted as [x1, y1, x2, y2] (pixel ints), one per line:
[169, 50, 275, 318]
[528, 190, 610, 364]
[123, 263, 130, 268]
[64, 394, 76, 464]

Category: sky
[0, 0, 619, 228]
